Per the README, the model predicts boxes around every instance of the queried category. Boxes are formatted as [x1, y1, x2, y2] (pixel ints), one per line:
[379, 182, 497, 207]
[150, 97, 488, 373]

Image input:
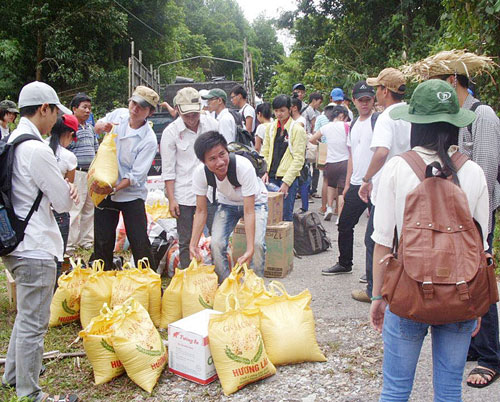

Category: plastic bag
[49, 258, 92, 327]
[108, 298, 167, 393]
[159, 268, 184, 329]
[255, 281, 326, 366]
[181, 259, 218, 317]
[80, 260, 115, 329]
[79, 305, 124, 384]
[136, 258, 162, 327]
[208, 296, 276, 395]
[110, 263, 149, 311]
[87, 130, 118, 206]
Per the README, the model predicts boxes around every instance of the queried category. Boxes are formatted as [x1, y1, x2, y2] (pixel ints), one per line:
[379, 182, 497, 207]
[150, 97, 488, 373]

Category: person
[254, 102, 272, 153]
[355, 67, 411, 303]
[302, 92, 323, 198]
[201, 88, 236, 143]
[370, 79, 487, 401]
[322, 81, 377, 276]
[261, 95, 307, 221]
[310, 106, 349, 221]
[190, 131, 268, 281]
[1, 81, 79, 402]
[47, 115, 79, 281]
[404, 48, 500, 389]
[230, 85, 256, 134]
[0, 100, 19, 139]
[66, 92, 98, 251]
[92, 86, 159, 270]
[330, 87, 353, 121]
[292, 83, 308, 111]
[161, 87, 218, 268]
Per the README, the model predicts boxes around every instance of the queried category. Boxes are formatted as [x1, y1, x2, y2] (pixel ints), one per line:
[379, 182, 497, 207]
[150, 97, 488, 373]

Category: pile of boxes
[231, 192, 293, 278]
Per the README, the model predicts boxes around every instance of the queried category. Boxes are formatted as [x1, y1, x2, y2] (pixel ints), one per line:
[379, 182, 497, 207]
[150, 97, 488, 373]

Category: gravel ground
[151, 192, 500, 401]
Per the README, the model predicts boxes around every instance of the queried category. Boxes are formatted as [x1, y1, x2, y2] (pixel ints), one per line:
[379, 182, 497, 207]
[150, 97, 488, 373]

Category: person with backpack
[1, 81, 79, 402]
[201, 88, 236, 143]
[370, 79, 493, 401]
[230, 85, 256, 134]
[261, 95, 307, 221]
[190, 131, 268, 281]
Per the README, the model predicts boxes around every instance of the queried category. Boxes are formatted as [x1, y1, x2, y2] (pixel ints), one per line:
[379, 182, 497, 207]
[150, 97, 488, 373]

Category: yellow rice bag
[160, 268, 184, 329]
[136, 258, 161, 327]
[213, 265, 242, 312]
[110, 264, 149, 311]
[181, 259, 218, 317]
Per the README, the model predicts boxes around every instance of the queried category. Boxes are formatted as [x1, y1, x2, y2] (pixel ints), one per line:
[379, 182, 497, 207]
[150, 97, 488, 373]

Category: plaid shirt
[67, 122, 99, 169]
[459, 94, 500, 233]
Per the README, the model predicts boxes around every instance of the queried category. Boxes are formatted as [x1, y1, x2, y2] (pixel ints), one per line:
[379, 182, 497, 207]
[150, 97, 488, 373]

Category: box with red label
[168, 309, 222, 385]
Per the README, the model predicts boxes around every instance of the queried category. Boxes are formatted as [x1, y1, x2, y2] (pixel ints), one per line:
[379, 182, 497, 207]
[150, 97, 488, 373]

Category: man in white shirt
[355, 68, 411, 303]
[190, 131, 268, 281]
[202, 88, 236, 143]
[2, 81, 78, 402]
[230, 84, 256, 133]
[161, 87, 218, 268]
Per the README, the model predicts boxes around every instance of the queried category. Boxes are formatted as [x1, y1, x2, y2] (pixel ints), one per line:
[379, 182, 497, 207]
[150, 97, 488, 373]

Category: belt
[76, 167, 89, 172]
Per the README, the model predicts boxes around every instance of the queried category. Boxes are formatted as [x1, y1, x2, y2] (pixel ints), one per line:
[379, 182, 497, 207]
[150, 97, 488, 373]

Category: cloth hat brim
[130, 95, 154, 108]
[178, 104, 202, 114]
[201, 94, 217, 100]
[56, 103, 72, 115]
[389, 104, 476, 128]
[6, 107, 19, 113]
[366, 77, 380, 87]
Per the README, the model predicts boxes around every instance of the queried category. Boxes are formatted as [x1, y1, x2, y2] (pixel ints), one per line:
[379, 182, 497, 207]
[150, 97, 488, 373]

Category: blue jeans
[269, 177, 299, 221]
[299, 174, 311, 211]
[381, 307, 476, 402]
[211, 203, 268, 281]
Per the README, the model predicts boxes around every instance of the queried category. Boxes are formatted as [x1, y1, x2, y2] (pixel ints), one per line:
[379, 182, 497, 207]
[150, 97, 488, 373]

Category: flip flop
[466, 367, 500, 388]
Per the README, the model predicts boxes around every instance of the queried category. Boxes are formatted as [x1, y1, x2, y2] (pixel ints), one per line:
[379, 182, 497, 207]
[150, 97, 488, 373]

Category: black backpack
[0, 134, 43, 256]
[204, 144, 267, 201]
[228, 108, 254, 146]
[293, 211, 331, 255]
[350, 112, 380, 132]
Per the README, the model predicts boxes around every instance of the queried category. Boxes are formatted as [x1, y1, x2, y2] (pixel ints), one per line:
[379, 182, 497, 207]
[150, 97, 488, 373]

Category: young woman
[254, 102, 272, 153]
[0, 100, 19, 139]
[370, 80, 488, 401]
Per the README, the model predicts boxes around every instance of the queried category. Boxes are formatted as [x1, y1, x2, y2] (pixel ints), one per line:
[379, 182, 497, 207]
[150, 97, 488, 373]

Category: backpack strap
[371, 112, 380, 130]
[451, 151, 469, 171]
[467, 101, 484, 134]
[204, 165, 217, 202]
[399, 150, 427, 182]
[227, 153, 241, 187]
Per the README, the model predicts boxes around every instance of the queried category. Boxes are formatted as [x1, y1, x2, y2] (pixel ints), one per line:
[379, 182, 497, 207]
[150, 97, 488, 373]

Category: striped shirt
[67, 122, 99, 169]
[459, 94, 500, 233]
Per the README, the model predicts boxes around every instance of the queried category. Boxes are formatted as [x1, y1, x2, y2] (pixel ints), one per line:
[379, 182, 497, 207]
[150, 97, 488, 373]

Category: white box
[168, 309, 222, 385]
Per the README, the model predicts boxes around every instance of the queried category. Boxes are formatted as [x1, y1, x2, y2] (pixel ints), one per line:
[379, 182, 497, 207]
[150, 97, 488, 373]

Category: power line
[112, 0, 164, 38]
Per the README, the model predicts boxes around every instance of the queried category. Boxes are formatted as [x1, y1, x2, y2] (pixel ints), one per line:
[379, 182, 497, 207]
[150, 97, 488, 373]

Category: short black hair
[309, 92, 323, 103]
[49, 116, 74, 155]
[272, 94, 291, 110]
[256, 102, 272, 119]
[381, 85, 405, 102]
[70, 92, 92, 110]
[230, 85, 247, 99]
[0, 109, 10, 121]
[325, 105, 348, 122]
[19, 104, 57, 117]
[434, 74, 469, 89]
[291, 97, 302, 112]
[194, 131, 229, 162]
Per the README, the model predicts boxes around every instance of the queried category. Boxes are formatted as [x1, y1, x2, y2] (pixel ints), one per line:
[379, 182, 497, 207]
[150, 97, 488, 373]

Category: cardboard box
[5, 269, 16, 308]
[267, 192, 283, 225]
[232, 221, 294, 278]
[168, 309, 222, 385]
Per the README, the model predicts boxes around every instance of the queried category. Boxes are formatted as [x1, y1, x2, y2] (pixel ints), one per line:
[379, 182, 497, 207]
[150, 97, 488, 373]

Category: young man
[66, 92, 98, 251]
[190, 131, 268, 281]
[92, 86, 159, 270]
[292, 83, 308, 111]
[161, 87, 218, 269]
[2, 81, 79, 402]
[201, 88, 236, 143]
[261, 94, 307, 221]
[230, 85, 255, 134]
[303, 92, 323, 135]
[322, 81, 376, 276]
[330, 87, 353, 121]
[355, 68, 411, 303]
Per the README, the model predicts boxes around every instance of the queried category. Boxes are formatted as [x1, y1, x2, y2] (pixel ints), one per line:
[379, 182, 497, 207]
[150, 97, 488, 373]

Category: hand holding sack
[208, 296, 276, 395]
[49, 258, 91, 327]
[160, 268, 184, 329]
[110, 263, 149, 312]
[181, 259, 218, 317]
[255, 281, 326, 366]
[87, 129, 118, 206]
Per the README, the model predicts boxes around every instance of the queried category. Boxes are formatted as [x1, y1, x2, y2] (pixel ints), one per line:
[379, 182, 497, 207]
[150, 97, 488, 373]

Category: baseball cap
[129, 86, 159, 108]
[293, 83, 306, 91]
[18, 81, 72, 114]
[352, 81, 375, 99]
[201, 88, 227, 103]
[61, 114, 79, 133]
[389, 79, 475, 127]
[0, 100, 19, 113]
[330, 88, 344, 101]
[366, 68, 406, 94]
[174, 87, 202, 114]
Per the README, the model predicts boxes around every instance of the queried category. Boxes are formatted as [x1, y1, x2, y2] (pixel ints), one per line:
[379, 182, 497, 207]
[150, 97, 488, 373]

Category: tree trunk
[36, 30, 43, 81]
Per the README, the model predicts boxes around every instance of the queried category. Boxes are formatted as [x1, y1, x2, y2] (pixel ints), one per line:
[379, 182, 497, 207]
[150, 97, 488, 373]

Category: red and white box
[168, 309, 222, 385]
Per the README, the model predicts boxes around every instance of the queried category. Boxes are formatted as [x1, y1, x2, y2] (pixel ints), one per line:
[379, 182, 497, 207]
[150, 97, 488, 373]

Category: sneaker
[351, 289, 371, 303]
[312, 192, 322, 199]
[324, 206, 333, 221]
[359, 274, 367, 283]
[322, 263, 352, 276]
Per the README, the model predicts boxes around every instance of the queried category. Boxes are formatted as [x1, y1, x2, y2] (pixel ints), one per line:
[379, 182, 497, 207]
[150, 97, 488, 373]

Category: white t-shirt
[217, 108, 236, 143]
[369, 102, 411, 205]
[240, 104, 256, 132]
[320, 121, 350, 163]
[294, 115, 306, 128]
[347, 117, 374, 185]
[56, 145, 78, 176]
[192, 155, 267, 206]
[255, 121, 271, 140]
[0, 125, 10, 139]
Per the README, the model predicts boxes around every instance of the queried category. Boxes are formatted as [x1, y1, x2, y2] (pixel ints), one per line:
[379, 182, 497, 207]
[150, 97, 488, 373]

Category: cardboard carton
[168, 309, 222, 385]
[267, 192, 283, 225]
[232, 221, 293, 278]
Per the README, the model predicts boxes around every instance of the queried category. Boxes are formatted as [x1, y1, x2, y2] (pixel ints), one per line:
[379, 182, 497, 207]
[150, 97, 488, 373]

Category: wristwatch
[362, 176, 371, 184]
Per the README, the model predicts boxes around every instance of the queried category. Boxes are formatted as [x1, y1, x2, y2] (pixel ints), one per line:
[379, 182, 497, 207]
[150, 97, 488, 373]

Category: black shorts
[325, 160, 348, 190]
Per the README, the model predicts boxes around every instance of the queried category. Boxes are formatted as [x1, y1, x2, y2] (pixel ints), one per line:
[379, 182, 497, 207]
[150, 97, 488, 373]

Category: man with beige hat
[161, 87, 218, 269]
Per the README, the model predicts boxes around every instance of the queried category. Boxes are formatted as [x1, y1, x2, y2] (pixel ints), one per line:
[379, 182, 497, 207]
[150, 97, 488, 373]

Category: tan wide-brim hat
[367, 68, 406, 94]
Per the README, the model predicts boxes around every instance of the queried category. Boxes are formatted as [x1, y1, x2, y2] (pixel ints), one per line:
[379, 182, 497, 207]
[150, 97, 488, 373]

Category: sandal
[466, 367, 500, 388]
[40, 393, 79, 402]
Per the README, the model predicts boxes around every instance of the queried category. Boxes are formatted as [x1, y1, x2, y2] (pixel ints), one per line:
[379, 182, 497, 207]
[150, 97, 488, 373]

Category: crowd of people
[1, 48, 499, 401]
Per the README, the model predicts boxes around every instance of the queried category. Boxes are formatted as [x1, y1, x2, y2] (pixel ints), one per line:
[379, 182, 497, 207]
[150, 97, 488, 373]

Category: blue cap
[330, 88, 344, 101]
